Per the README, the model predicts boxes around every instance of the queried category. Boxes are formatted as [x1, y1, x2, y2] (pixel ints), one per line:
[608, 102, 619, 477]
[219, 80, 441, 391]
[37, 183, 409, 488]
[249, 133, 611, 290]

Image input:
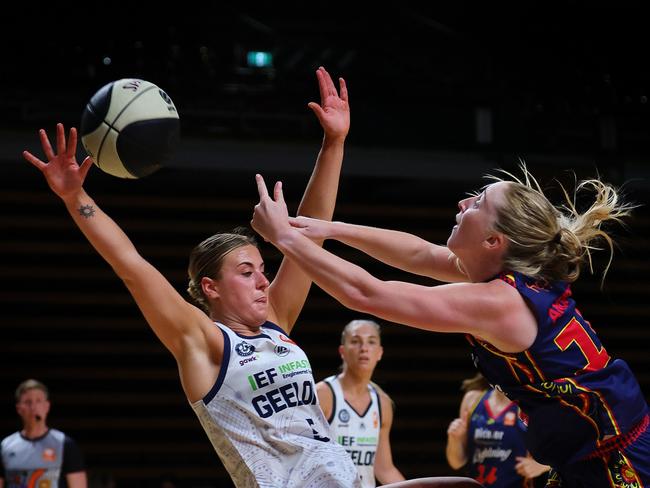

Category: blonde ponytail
[490, 165, 635, 284]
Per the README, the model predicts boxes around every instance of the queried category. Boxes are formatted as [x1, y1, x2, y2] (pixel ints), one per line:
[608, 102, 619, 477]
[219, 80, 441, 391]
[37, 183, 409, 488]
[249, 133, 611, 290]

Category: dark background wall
[2, 3, 649, 487]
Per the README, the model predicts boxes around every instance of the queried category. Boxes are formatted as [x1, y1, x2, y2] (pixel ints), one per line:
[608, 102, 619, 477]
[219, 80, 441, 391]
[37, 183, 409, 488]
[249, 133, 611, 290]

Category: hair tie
[552, 231, 562, 244]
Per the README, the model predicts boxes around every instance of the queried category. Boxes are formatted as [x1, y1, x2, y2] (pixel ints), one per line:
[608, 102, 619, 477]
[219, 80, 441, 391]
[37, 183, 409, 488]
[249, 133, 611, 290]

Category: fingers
[307, 101, 325, 120]
[56, 123, 66, 156]
[460, 407, 471, 422]
[39, 129, 55, 161]
[288, 216, 303, 228]
[22, 150, 46, 171]
[79, 156, 94, 180]
[315, 67, 327, 103]
[312, 66, 348, 114]
[319, 66, 336, 96]
[316, 66, 338, 100]
[273, 180, 284, 203]
[514, 460, 527, 476]
[338, 77, 348, 102]
[255, 174, 269, 199]
[256, 174, 285, 203]
[66, 127, 78, 159]
[514, 457, 532, 477]
[447, 418, 465, 435]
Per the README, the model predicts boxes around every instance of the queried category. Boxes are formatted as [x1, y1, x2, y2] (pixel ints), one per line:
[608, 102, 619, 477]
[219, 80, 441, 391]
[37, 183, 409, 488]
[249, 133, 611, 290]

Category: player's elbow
[448, 459, 466, 471]
[374, 466, 405, 485]
[338, 280, 382, 315]
[445, 447, 467, 470]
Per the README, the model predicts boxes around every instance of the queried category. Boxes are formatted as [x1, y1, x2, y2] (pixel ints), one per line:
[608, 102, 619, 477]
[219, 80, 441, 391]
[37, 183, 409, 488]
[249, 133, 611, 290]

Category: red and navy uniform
[466, 390, 533, 488]
[467, 271, 649, 487]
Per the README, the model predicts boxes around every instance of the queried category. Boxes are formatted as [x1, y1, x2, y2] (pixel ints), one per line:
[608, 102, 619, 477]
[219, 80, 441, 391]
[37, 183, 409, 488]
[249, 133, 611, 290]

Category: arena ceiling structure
[3, 4, 649, 160]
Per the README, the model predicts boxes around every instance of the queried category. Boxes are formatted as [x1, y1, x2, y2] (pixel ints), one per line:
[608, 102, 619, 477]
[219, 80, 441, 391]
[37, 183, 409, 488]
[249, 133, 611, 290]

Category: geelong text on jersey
[252, 380, 318, 418]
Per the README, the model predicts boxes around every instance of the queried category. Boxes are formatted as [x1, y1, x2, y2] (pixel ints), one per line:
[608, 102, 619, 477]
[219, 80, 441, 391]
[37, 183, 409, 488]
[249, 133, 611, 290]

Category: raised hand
[23, 123, 93, 201]
[308, 66, 350, 140]
[447, 416, 469, 441]
[251, 174, 291, 243]
[447, 405, 471, 441]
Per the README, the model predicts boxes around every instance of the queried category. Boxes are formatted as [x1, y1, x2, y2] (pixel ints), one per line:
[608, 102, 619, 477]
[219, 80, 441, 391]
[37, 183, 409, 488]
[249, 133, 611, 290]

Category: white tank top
[324, 375, 382, 488]
[191, 322, 360, 488]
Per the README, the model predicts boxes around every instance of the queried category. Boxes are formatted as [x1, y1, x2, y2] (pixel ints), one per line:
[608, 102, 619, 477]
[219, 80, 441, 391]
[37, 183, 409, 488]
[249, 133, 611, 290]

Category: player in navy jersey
[446, 373, 549, 487]
[252, 164, 650, 487]
[1, 379, 86, 488]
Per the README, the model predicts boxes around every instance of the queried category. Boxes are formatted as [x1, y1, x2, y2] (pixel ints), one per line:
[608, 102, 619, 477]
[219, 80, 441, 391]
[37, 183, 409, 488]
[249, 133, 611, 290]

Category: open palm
[23, 123, 93, 200]
[309, 66, 350, 139]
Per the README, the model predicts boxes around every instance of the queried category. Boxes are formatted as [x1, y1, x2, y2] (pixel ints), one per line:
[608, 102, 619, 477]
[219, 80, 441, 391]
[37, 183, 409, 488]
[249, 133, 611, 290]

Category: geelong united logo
[235, 341, 255, 357]
[338, 409, 350, 423]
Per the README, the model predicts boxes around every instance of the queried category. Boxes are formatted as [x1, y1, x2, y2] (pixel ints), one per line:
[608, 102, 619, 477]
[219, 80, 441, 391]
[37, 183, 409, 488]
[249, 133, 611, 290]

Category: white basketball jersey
[191, 322, 360, 488]
[324, 375, 382, 488]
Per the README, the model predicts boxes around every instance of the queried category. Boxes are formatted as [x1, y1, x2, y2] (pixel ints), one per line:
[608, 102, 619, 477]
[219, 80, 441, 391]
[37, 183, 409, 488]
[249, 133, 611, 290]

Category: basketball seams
[106, 84, 157, 133]
[81, 102, 108, 171]
[92, 84, 155, 177]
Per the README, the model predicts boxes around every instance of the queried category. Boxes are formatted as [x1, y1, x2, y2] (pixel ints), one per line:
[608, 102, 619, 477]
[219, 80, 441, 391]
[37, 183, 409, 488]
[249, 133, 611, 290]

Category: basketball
[80, 78, 180, 179]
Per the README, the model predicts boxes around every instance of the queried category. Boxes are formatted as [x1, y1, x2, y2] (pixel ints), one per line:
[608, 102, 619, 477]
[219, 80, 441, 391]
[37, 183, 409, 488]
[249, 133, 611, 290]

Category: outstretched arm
[252, 175, 537, 352]
[289, 217, 467, 283]
[23, 124, 217, 401]
[268, 66, 350, 331]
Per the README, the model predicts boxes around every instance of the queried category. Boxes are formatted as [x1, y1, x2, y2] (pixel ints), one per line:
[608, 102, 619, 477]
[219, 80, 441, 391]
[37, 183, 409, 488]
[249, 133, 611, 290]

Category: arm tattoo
[78, 204, 96, 218]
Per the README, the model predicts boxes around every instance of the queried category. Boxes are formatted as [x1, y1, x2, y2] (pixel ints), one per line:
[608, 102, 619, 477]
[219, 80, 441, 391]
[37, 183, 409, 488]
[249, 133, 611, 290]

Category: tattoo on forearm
[78, 204, 96, 218]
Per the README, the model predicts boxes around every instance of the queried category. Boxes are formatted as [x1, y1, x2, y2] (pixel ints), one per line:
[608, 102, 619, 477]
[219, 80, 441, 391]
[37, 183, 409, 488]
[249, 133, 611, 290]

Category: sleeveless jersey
[191, 321, 360, 488]
[467, 271, 649, 467]
[323, 375, 382, 488]
[466, 390, 532, 488]
[1, 429, 82, 488]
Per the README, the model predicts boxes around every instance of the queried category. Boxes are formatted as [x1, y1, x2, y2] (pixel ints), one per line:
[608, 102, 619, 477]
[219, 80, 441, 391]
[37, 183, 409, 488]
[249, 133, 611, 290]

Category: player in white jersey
[22, 67, 360, 488]
[193, 322, 357, 486]
[317, 320, 405, 487]
[23, 66, 485, 488]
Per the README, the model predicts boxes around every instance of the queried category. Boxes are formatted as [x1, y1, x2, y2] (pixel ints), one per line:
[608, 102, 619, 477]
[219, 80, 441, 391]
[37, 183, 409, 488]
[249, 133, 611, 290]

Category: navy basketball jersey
[467, 271, 649, 467]
[466, 390, 532, 488]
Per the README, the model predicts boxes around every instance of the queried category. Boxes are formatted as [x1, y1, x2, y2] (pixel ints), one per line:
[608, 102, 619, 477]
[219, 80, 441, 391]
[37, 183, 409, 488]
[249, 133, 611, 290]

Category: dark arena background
[1, 4, 649, 487]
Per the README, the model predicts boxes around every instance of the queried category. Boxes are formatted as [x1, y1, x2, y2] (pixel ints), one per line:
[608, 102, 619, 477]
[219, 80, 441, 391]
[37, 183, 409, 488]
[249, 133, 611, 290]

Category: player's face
[213, 245, 270, 327]
[447, 181, 508, 255]
[340, 323, 383, 373]
[16, 388, 50, 425]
